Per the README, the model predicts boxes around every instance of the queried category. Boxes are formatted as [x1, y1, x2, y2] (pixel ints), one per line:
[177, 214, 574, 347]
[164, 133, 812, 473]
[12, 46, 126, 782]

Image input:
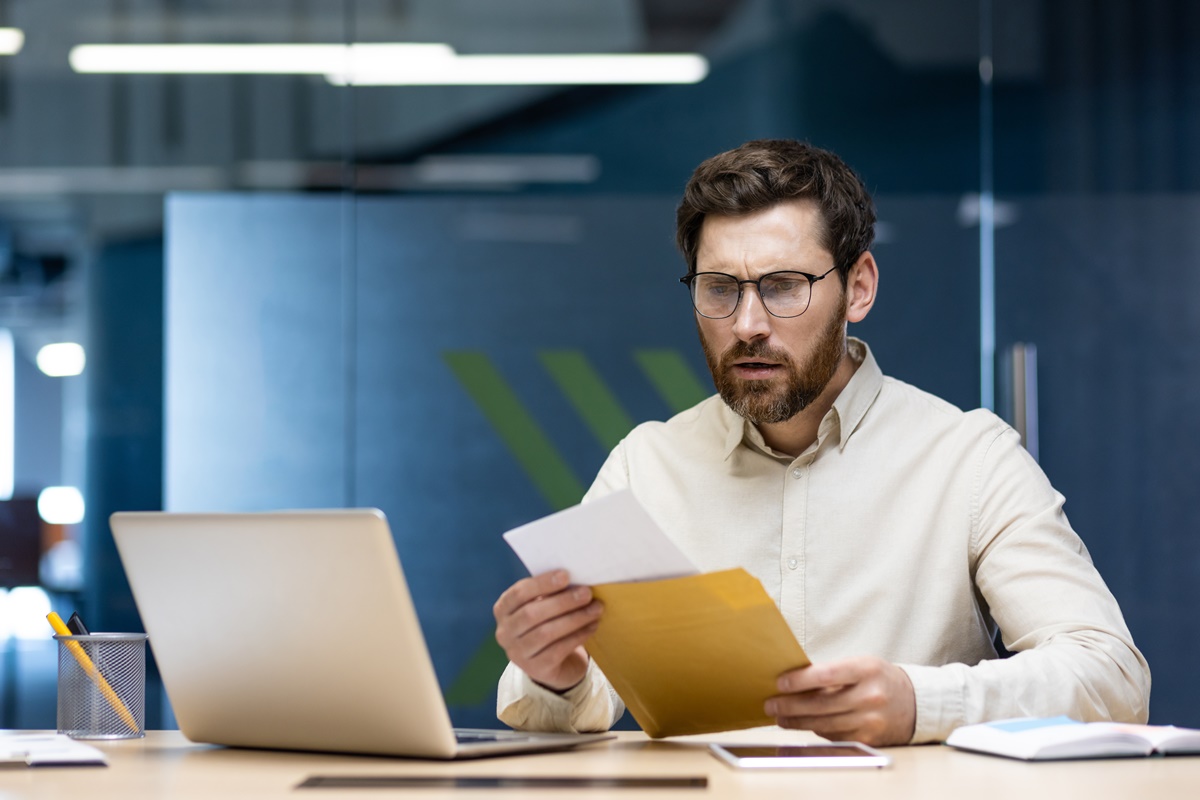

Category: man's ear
[845, 252, 878, 324]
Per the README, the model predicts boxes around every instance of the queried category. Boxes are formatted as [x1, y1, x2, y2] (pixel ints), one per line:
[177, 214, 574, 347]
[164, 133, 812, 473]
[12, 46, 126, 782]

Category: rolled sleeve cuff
[896, 663, 967, 743]
[496, 659, 623, 733]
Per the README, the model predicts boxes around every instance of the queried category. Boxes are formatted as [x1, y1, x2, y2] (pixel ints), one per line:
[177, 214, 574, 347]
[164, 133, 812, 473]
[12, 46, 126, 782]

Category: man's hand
[493, 570, 604, 693]
[766, 656, 916, 746]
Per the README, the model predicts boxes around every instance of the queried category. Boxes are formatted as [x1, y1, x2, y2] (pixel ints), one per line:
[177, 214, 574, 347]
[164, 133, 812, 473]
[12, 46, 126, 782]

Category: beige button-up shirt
[497, 339, 1150, 742]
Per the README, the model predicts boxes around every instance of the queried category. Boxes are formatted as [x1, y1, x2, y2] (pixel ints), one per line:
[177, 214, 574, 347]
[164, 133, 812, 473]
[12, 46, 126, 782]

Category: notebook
[109, 508, 613, 759]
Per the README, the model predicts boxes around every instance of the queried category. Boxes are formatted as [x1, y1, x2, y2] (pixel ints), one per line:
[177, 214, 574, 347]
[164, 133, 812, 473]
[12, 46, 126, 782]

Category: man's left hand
[766, 656, 916, 746]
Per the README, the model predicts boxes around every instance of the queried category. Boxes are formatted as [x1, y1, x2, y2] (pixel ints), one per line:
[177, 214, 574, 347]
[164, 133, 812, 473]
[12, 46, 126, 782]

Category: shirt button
[787, 558, 798, 570]
[791, 468, 803, 479]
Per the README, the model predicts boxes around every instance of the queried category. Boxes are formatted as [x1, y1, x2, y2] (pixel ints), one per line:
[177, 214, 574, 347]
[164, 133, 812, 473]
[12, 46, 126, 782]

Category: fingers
[493, 571, 605, 690]
[493, 570, 571, 620]
[776, 657, 868, 694]
[766, 678, 891, 726]
[495, 578, 599, 647]
[494, 575, 596, 643]
[765, 657, 916, 746]
[509, 592, 603, 660]
[519, 626, 599, 685]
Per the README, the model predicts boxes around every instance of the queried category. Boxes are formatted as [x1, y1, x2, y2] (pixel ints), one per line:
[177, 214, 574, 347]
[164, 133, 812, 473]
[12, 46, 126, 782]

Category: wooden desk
[3, 730, 1198, 799]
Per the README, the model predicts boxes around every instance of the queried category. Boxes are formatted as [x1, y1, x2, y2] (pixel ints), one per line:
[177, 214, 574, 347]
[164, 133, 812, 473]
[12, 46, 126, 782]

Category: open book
[946, 716, 1200, 761]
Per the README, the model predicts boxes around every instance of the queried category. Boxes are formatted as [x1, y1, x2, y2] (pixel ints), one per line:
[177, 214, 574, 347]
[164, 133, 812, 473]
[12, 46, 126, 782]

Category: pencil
[46, 612, 141, 735]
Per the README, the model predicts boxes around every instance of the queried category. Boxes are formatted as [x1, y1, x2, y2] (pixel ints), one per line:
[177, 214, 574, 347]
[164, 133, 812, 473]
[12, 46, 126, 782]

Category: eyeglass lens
[690, 272, 813, 319]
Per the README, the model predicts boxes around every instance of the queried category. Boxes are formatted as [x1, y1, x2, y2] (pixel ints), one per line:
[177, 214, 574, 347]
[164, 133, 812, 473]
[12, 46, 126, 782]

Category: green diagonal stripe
[445, 638, 509, 707]
[444, 351, 585, 510]
[446, 348, 707, 709]
[444, 351, 589, 707]
[634, 348, 711, 413]
[539, 350, 636, 451]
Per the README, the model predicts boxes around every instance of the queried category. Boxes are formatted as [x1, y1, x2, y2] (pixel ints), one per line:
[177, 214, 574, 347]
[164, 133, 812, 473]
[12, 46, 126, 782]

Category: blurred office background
[1, 0, 1197, 731]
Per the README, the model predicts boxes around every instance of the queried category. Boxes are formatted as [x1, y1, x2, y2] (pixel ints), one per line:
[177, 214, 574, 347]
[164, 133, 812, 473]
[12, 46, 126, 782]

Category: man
[492, 139, 1150, 745]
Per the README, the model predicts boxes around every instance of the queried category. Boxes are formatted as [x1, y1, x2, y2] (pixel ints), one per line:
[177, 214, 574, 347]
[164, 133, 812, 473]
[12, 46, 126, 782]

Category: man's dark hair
[675, 139, 876, 284]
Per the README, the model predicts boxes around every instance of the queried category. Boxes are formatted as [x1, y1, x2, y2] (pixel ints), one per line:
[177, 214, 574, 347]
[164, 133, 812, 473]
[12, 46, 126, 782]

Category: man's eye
[704, 282, 735, 296]
[763, 276, 803, 293]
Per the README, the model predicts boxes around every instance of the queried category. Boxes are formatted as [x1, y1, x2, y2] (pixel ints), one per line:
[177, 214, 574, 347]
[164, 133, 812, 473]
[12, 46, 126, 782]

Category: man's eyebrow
[695, 262, 816, 274]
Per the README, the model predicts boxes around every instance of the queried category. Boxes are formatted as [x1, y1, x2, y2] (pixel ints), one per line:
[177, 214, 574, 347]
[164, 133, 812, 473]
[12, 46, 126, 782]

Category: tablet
[709, 743, 891, 768]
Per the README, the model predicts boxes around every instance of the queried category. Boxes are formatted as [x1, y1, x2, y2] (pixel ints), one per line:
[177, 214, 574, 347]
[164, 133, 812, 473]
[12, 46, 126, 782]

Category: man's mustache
[720, 340, 794, 367]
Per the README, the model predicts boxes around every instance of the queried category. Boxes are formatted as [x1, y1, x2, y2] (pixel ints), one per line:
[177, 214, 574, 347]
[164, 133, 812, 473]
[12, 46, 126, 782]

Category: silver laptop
[110, 508, 613, 759]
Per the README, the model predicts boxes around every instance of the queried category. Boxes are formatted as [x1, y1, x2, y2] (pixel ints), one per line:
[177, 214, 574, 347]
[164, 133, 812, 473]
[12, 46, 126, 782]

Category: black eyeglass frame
[678, 264, 840, 319]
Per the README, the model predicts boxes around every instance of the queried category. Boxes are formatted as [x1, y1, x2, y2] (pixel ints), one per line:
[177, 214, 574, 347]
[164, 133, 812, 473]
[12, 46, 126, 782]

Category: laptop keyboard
[454, 730, 533, 744]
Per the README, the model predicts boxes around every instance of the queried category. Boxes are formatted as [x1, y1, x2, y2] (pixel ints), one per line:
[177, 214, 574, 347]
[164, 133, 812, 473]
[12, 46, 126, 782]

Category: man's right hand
[493, 569, 604, 692]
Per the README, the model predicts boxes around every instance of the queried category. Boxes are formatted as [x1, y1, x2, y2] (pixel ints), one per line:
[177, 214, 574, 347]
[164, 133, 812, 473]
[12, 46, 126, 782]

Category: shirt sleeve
[581, 442, 632, 502]
[494, 442, 633, 732]
[496, 658, 626, 733]
[898, 423, 1151, 743]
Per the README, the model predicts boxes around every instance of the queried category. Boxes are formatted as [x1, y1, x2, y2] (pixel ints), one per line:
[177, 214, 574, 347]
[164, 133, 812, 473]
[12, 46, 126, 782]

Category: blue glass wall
[62, 0, 1200, 733]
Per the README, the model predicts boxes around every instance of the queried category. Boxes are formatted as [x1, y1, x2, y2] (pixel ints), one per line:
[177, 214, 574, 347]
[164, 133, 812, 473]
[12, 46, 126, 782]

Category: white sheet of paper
[0, 734, 108, 767]
[503, 490, 699, 585]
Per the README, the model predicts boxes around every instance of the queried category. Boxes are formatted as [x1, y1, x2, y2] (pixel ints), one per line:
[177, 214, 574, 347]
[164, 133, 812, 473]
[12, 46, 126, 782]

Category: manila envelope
[586, 568, 810, 738]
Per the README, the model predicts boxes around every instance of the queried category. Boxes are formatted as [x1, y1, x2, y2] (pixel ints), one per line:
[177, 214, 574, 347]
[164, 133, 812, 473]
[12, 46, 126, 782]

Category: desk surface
[3, 730, 1198, 800]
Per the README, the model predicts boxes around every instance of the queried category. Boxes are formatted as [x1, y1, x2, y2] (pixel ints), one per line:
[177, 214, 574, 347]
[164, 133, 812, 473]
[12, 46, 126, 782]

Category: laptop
[109, 508, 614, 759]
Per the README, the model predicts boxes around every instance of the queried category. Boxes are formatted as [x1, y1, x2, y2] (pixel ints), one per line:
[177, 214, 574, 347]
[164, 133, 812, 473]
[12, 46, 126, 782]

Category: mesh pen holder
[54, 632, 148, 739]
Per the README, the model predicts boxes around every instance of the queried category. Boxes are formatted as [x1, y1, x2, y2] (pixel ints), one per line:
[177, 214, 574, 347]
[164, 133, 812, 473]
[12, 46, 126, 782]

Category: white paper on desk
[0, 734, 108, 767]
[503, 490, 699, 585]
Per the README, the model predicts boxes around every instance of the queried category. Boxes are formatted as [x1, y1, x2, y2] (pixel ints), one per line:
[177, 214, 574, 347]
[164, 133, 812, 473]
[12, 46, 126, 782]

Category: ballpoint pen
[46, 612, 141, 735]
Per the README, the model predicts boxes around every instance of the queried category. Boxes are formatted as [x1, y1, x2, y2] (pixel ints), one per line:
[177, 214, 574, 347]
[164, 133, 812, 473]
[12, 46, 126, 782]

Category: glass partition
[6, 0, 1193, 733]
[992, 0, 1200, 725]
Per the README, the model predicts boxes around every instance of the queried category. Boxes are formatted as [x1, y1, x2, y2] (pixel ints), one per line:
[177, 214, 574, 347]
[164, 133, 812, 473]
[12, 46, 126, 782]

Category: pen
[46, 612, 141, 735]
[66, 612, 90, 636]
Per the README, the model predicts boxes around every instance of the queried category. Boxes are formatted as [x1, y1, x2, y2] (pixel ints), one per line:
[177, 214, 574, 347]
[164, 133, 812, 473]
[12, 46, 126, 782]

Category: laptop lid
[110, 509, 611, 759]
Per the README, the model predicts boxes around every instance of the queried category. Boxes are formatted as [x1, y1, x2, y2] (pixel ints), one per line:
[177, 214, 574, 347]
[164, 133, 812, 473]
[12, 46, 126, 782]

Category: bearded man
[490, 139, 1150, 746]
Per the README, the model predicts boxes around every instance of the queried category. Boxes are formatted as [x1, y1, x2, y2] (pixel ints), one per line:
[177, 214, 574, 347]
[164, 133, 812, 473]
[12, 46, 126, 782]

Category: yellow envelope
[586, 568, 810, 738]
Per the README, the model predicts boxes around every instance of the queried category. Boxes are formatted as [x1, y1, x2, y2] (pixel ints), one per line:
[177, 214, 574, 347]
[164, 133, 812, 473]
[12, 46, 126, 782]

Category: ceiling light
[4, 587, 54, 640]
[330, 53, 710, 86]
[66, 43, 707, 86]
[0, 28, 23, 56]
[413, 155, 600, 185]
[38, 486, 86, 526]
[0, 166, 227, 195]
[36, 342, 86, 377]
[69, 42, 455, 75]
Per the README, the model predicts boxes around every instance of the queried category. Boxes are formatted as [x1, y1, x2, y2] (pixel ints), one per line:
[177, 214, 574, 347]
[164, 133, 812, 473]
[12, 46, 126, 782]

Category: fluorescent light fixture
[38, 486, 86, 526]
[36, 342, 86, 377]
[67, 42, 708, 86]
[331, 53, 710, 86]
[0, 330, 12, 501]
[69, 42, 454, 74]
[413, 154, 600, 185]
[0, 28, 23, 56]
[0, 166, 226, 195]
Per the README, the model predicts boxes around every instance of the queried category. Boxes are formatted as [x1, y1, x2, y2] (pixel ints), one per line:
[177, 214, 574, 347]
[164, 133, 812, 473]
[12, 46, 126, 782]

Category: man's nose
[731, 286, 772, 341]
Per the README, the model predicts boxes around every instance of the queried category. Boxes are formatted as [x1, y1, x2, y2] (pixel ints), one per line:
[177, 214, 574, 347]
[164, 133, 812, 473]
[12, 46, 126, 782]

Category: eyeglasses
[679, 265, 839, 319]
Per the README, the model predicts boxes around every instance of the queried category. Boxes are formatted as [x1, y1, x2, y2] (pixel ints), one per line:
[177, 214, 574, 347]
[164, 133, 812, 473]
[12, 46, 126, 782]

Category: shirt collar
[719, 337, 883, 459]
[831, 337, 882, 450]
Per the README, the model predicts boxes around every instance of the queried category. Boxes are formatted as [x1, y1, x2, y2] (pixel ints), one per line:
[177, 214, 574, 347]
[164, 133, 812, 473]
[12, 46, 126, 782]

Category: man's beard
[701, 296, 847, 425]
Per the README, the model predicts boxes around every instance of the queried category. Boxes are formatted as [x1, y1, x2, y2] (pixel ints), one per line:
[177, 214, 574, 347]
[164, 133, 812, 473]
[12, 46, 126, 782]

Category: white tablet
[710, 742, 891, 768]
